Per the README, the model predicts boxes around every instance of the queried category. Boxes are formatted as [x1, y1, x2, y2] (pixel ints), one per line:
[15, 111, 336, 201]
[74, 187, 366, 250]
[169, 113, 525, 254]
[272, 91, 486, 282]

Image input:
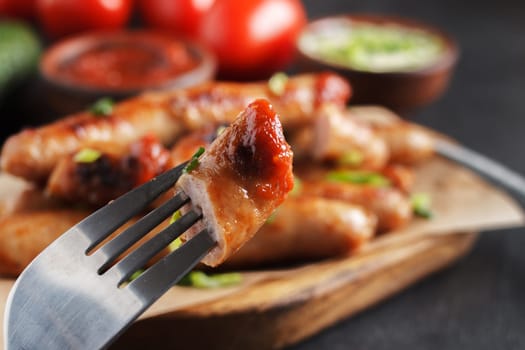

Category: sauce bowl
[295, 14, 459, 112]
[40, 30, 216, 116]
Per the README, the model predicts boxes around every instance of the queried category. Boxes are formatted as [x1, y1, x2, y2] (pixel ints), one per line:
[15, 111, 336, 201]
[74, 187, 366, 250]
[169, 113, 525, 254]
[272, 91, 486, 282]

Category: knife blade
[436, 139, 525, 201]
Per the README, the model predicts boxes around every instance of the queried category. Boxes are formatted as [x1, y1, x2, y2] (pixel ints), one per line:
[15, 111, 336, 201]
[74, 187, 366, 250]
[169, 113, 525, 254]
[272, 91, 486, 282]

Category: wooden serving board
[0, 232, 476, 350]
[0, 141, 523, 348]
[111, 232, 477, 350]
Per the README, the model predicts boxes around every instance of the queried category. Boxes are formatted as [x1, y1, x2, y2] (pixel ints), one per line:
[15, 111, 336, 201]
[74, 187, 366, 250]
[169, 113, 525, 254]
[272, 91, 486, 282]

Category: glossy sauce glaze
[44, 31, 201, 91]
[177, 99, 294, 266]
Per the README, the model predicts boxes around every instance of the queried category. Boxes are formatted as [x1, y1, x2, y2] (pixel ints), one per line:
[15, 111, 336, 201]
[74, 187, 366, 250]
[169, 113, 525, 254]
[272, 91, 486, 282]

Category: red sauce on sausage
[228, 99, 294, 200]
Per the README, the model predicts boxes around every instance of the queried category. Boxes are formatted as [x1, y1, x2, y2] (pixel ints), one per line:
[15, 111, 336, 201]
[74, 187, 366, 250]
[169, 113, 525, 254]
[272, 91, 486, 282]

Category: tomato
[0, 0, 37, 20]
[198, 0, 307, 80]
[36, 0, 132, 39]
[138, 0, 215, 39]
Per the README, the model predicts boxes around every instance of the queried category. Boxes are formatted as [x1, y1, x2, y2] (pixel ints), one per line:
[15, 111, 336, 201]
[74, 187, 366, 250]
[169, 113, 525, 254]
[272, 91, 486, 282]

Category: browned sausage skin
[46, 135, 171, 207]
[177, 99, 294, 267]
[1, 73, 349, 183]
[224, 196, 376, 268]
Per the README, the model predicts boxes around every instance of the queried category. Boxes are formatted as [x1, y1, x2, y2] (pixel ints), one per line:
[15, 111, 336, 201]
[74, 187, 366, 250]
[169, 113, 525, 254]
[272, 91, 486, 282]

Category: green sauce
[300, 20, 445, 73]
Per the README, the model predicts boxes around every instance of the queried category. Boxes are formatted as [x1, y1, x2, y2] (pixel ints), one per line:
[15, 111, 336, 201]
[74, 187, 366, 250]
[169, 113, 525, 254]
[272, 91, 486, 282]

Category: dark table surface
[1, 1, 524, 349]
[290, 1, 525, 349]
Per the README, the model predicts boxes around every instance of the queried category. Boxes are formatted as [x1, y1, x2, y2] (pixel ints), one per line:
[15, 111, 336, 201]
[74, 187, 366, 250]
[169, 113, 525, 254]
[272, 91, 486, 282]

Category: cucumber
[0, 20, 42, 99]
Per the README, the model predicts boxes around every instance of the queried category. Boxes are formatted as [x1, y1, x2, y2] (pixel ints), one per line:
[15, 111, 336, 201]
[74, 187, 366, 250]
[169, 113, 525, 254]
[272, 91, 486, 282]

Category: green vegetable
[265, 209, 278, 224]
[216, 125, 227, 137]
[178, 271, 243, 289]
[290, 176, 302, 196]
[268, 72, 288, 95]
[0, 21, 41, 101]
[411, 192, 433, 218]
[337, 150, 364, 167]
[299, 23, 444, 73]
[90, 97, 114, 116]
[183, 147, 205, 173]
[129, 269, 144, 281]
[73, 148, 102, 163]
[167, 211, 183, 251]
[326, 170, 390, 186]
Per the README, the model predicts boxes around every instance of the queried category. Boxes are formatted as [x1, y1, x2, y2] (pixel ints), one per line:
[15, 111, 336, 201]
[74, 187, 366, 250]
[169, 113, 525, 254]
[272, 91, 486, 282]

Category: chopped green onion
[183, 147, 205, 173]
[178, 271, 243, 289]
[268, 72, 288, 95]
[90, 97, 114, 116]
[265, 209, 278, 224]
[411, 192, 433, 218]
[73, 148, 102, 163]
[129, 269, 144, 281]
[337, 150, 364, 167]
[325, 170, 390, 187]
[169, 210, 182, 224]
[290, 176, 302, 197]
[168, 211, 183, 251]
[216, 125, 227, 137]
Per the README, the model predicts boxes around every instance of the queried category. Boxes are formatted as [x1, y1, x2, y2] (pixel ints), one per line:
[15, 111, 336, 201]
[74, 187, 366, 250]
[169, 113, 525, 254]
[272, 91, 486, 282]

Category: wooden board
[111, 232, 477, 350]
[0, 232, 476, 350]
[0, 115, 523, 348]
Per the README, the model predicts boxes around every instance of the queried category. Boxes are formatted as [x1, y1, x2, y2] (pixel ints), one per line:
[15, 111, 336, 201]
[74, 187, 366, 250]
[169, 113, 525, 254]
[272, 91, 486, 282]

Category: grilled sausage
[290, 104, 389, 169]
[298, 178, 413, 232]
[176, 99, 294, 267]
[1, 73, 349, 183]
[0, 209, 90, 276]
[347, 106, 435, 164]
[224, 196, 377, 268]
[46, 135, 171, 207]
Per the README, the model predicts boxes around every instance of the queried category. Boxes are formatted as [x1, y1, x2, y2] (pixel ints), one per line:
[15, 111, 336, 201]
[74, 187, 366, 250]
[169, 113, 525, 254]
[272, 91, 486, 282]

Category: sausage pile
[0, 72, 435, 275]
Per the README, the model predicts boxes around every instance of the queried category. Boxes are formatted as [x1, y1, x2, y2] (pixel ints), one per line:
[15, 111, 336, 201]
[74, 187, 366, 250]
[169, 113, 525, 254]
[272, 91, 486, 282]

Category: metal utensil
[436, 139, 525, 201]
[4, 162, 216, 349]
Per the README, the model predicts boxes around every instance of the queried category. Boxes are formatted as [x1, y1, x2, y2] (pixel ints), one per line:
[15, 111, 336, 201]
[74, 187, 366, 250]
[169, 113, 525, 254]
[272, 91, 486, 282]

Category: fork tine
[128, 229, 216, 301]
[95, 191, 190, 274]
[82, 162, 187, 252]
[113, 209, 203, 284]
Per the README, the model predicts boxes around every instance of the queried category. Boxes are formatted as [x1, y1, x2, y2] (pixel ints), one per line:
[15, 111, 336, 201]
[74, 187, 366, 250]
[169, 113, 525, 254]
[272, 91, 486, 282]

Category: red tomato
[138, 0, 215, 39]
[36, 0, 132, 39]
[0, 0, 37, 20]
[198, 0, 307, 80]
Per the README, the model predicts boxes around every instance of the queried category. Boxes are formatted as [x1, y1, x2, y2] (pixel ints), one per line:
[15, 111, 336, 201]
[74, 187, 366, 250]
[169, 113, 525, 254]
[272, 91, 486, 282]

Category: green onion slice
[290, 176, 303, 197]
[73, 148, 102, 163]
[337, 150, 364, 167]
[90, 97, 114, 116]
[411, 192, 433, 218]
[183, 147, 205, 173]
[178, 271, 243, 289]
[325, 170, 390, 186]
[168, 210, 183, 251]
[268, 72, 288, 95]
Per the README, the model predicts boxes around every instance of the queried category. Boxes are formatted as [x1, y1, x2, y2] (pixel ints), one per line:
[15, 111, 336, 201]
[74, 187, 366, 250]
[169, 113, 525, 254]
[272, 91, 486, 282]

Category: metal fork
[4, 162, 217, 350]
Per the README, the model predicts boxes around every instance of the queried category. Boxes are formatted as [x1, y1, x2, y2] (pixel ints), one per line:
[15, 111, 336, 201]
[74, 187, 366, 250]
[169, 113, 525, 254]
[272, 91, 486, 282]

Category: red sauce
[229, 99, 294, 200]
[50, 32, 200, 90]
[315, 72, 352, 107]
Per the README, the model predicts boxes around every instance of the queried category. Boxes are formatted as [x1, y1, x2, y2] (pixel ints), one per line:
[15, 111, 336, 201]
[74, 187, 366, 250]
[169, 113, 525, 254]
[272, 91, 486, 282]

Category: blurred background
[1, 0, 524, 348]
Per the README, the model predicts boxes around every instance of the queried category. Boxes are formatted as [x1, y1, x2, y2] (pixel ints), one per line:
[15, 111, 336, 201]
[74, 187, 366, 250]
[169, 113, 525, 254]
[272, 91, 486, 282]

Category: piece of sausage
[46, 135, 171, 207]
[298, 178, 413, 232]
[223, 196, 377, 268]
[346, 107, 435, 164]
[1, 73, 349, 183]
[1, 98, 180, 184]
[176, 99, 294, 267]
[290, 104, 389, 169]
[0, 209, 90, 276]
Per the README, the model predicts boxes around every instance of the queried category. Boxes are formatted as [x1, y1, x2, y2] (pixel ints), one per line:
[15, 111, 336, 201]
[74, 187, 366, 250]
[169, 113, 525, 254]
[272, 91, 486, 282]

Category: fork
[4, 161, 217, 350]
